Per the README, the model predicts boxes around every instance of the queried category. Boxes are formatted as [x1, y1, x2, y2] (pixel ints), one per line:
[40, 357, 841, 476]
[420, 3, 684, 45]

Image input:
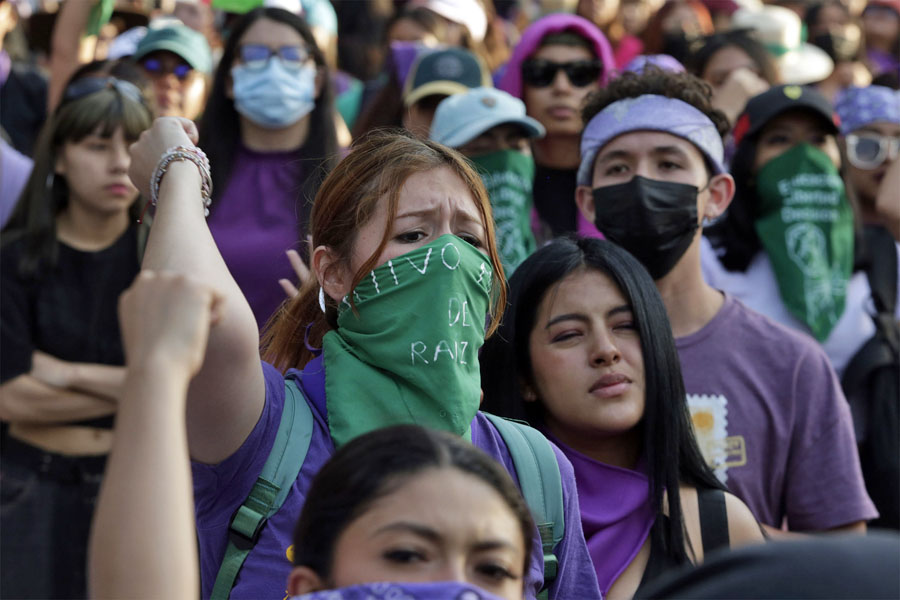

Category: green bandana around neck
[323, 235, 495, 448]
[469, 150, 537, 274]
[754, 143, 854, 341]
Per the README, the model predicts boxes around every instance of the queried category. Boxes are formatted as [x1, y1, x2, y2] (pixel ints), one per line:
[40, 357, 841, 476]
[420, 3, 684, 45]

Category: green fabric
[86, 0, 114, 37]
[469, 150, 537, 274]
[324, 235, 494, 448]
[210, 379, 313, 600]
[211, 0, 264, 13]
[755, 143, 854, 341]
[336, 78, 364, 131]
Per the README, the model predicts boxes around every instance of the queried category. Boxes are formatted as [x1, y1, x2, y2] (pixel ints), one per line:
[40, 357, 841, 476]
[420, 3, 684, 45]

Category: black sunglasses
[521, 59, 603, 88]
[61, 76, 146, 107]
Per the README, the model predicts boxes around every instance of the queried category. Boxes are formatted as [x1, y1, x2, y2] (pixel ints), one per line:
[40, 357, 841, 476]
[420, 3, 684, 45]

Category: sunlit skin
[315, 167, 488, 301]
[701, 45, 762, 88]
[753, 110, 841, 171]
[287, 468, 527, 599]
[457, 123, 532, 157]
[55, 126, 138, 217]
[575, 130, 729, 232]
[528, 269, 645, 463]
[140, 50, 207, 120]
[844, 121, 900, 208]
[522, 44, 601, 138]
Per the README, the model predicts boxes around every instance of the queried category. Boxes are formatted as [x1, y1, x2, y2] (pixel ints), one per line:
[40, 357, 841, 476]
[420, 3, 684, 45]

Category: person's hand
[712, 68, 770, 125]
[876, 156, 900, 241]
[278, 249, 311, 299]
[128, 117, 200, 199]
[118, 270, 224, 381]
[31, 351, 72, 389]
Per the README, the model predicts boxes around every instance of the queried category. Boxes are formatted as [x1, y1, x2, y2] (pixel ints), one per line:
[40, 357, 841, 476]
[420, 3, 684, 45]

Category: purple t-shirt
[208, 145, 308, 330]
[193, 359, 600, 600]
[677, 295, 877, 530]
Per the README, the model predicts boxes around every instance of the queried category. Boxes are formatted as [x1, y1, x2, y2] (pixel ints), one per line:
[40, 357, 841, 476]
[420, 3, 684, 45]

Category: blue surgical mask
[231, 59, 316, 129]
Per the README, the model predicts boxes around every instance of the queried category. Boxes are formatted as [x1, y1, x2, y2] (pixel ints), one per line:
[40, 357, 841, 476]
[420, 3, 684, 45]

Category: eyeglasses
[845, 133, 900, 169]
[521, 59, 603, 88]
[238, 44, 311, 71]
[141, 57, 194, 80]
[61, 76, 146, 107]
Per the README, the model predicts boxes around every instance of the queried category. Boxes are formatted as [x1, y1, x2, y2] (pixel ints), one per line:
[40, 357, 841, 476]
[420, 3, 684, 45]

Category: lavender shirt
[208, 145, 308, 330]
[677, 295, 877, 529]
[193, 359, 601, 600]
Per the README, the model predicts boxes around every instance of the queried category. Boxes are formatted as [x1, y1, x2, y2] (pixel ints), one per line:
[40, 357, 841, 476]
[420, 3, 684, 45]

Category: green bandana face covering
[469, 150, 537, 274]
[754, 143, 854, 341]
[322, 235, 494, 448]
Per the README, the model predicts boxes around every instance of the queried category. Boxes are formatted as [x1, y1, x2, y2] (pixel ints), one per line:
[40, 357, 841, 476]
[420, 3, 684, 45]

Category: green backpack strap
[483, 413, 565, 600]
[210, 378, 314, 599]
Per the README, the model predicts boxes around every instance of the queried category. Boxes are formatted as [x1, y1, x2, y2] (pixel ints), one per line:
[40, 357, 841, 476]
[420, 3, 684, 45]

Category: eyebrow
[545, 304, 632, 329]
[596, 145, 689, 163]
[373, 522, 441, 542]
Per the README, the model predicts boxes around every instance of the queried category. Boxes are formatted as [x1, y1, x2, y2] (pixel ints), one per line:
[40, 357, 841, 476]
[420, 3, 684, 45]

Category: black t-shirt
[1, 225, 141, 428]
[532, 164, 579, 241]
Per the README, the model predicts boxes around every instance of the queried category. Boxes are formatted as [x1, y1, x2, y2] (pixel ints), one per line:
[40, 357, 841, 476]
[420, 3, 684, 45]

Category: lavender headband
[834, 85, 900, 136]
[578, 95, 726, 186]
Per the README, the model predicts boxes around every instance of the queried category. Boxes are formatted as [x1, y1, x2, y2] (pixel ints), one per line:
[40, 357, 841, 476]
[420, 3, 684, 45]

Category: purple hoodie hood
[497, 14, 615, 99]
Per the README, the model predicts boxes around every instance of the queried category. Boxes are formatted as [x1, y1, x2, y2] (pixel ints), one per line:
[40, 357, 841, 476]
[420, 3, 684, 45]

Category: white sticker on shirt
[688, 394, 732, 484]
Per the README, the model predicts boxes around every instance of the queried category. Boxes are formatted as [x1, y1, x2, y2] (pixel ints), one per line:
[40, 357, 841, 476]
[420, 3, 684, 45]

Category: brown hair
[262, 129, 507, 371]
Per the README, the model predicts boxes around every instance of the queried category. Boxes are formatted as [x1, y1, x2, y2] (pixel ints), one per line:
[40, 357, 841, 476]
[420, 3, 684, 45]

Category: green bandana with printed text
[469, 150, 537, 274]
[755, 143, 854, 341]
[323, 235, 494, 448]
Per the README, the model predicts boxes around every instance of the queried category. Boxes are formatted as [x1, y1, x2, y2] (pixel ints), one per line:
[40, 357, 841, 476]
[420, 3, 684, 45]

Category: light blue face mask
[231, 59, 316, 129]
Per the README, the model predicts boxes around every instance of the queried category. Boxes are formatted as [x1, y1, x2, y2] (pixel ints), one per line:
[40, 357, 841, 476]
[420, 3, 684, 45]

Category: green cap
[134, 22, 212, 73]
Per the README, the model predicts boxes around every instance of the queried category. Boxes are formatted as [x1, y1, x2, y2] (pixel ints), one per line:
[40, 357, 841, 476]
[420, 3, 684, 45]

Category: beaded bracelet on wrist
[149, 145, 214, 217]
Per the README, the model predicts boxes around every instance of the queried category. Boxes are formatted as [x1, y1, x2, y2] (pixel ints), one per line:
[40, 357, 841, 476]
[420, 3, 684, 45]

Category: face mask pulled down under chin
[231, 60, 316, 129]
[592, 176, 700, 280]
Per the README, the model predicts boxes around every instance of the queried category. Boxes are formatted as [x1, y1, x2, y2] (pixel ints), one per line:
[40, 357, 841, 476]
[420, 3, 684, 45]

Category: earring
[522, 387, 538, 402]
[318, 287, 327, 313]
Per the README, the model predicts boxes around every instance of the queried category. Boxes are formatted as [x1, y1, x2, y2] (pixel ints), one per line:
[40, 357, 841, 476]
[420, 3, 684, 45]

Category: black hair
[198, 7, 339, 251]
[2, 60, 152, 277]
[582, 66, 730, 138]
[480, 237, 725, 566]
[291, 425, 535, 578]
[539, 31, 597, 57]
[688, 30, 780, 86]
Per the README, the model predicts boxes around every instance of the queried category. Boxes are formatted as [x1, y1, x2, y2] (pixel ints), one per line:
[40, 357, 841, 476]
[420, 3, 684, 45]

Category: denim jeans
[1, 435, 106, 599]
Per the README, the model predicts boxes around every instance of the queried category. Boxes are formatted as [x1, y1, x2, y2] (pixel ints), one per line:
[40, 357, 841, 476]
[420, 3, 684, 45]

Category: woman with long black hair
[199, 6, 339, 329]
[480, 237, 763, 600]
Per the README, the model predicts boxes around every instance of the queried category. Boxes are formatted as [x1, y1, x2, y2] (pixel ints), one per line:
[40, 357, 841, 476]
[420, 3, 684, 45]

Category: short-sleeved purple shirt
[677, 295, 877, 529]
[193, 358, 600, 599]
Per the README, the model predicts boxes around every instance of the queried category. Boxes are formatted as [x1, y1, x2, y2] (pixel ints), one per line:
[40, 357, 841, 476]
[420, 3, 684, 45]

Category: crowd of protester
[0, 0, 898, 598]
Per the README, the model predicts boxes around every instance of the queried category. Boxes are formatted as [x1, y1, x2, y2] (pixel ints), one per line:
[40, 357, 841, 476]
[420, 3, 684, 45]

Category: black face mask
[592, 176, 700, 280]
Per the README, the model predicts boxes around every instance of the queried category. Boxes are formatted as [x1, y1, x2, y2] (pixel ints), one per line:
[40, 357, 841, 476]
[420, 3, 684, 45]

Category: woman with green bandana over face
[430, 87, 546, 274]
[126, 119, 601, 600]
[704, 84, 899, 379]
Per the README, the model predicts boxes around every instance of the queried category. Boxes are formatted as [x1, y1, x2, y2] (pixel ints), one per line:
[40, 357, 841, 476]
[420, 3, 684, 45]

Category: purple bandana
[293, 581, 507, 600]
[578, 94, 726, 185]
[834, 85, 900, 135]
[623, 54, 685, 74]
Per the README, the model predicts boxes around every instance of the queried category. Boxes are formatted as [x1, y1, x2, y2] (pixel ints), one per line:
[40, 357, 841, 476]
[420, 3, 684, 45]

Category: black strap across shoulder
[697, 488, 729, 556]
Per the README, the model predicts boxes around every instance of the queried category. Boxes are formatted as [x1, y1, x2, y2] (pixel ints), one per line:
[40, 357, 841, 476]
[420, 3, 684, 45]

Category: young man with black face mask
[575, 68, 877, 536]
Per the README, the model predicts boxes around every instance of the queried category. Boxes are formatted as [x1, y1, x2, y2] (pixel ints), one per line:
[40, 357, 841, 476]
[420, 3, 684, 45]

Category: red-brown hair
[261, 129, 507, 371]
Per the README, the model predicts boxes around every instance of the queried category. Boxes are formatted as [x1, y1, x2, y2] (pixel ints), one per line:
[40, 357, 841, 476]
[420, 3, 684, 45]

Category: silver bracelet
[149, 145, 213, 217]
